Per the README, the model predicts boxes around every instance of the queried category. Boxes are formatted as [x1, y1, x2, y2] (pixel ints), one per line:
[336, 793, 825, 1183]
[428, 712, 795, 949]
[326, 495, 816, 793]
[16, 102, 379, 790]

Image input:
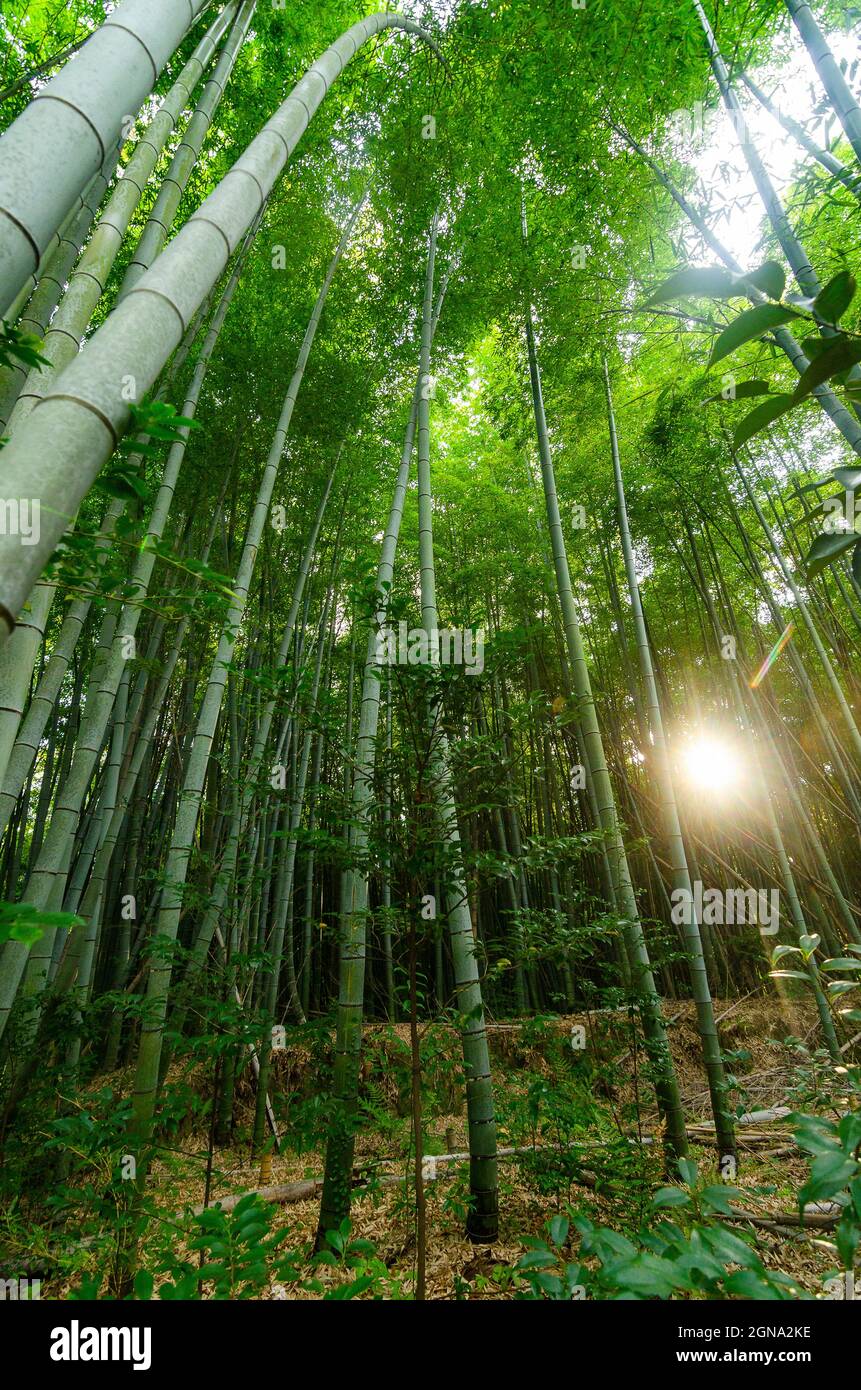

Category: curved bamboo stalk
[10, 2, 239, 424]
[0, 149, 118, 428]
[0, 226, 257, 1043]
[0, 7, 238, 794]
[127, 196, 362, 1170]
[0, 0, 211, 314]
[117, 0, 255, 300]
[0, 12, 443, 642]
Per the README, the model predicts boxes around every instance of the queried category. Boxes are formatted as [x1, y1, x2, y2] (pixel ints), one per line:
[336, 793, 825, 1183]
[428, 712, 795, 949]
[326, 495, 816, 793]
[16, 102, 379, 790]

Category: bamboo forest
[2, 0, 861, 1334]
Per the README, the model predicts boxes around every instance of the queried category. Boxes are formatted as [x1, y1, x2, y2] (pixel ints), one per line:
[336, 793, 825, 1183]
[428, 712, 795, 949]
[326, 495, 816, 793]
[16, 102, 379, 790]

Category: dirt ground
[120, 994, 848, 1300]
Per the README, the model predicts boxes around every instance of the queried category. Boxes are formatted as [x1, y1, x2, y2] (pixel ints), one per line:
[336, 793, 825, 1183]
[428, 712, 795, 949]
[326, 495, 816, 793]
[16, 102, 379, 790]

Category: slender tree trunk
[603, 355, 735, 1159]
[522, 198, 688, 1160]
[784, 0, 861, 166]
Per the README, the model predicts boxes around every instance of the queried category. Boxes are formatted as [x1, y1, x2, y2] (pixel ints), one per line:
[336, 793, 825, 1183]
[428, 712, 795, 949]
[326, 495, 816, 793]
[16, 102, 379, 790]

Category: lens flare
[682, 736, 739, 792]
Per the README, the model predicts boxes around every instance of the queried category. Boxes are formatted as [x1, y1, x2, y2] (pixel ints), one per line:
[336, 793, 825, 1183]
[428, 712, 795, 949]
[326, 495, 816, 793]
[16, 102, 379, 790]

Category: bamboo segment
[0, 0, 211, 314]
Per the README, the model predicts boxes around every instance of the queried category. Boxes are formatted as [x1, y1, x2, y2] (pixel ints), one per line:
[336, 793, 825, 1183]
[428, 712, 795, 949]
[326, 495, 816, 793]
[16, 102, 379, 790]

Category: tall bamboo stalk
[521, 198, 688, 1159]
[0, 13, 443, 640]
[603, 355, 735, 1158]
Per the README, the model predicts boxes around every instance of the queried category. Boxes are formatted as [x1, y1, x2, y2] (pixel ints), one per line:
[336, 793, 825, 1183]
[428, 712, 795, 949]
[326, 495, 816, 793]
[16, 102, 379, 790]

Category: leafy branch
[646, 262, 861, 583]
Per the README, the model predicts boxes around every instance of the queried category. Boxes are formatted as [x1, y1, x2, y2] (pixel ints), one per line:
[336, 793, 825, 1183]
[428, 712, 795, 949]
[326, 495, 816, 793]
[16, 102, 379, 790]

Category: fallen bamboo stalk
[196, 1108, 803, 1213]
[191, 1162, 839, 1238]
[725, 1207, 840, 1231]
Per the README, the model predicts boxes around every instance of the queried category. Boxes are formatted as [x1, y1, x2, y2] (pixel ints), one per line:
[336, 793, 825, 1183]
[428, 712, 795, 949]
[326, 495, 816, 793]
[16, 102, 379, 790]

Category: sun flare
[682, 737, 740, 793]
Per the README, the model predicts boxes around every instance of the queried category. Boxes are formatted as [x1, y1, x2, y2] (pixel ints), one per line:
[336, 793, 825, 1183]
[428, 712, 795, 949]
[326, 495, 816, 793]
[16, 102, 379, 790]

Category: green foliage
[0, 900, 82, 949]
[793, 1111, 861, 1272]
[516, 1157, 805, 1300]
[305, 1217, 393, 1300]
[0, 318, 50, 371]
[647, 260, 861, 578]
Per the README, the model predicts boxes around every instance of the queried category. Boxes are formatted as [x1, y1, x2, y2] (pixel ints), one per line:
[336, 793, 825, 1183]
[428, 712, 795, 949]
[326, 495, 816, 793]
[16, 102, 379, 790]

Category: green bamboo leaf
[733, 393, 796, 447]
[771, 944, 802, 963]
[805, 530, 858, 578]
[708, 305, 801, 367]
[549, 1213, 570, 1246]
[651, 1187, 691, 1208]
[799, 1152, 858, 1208]
[799, 336, 832, 361]
[701, 378, 771, 405]
[812, 270, 856, 324]
[740, 261, 785, 300]
[838, 1113, 861, 1153]
[792, 335, 861, 402]
[644, 266, 738, 306]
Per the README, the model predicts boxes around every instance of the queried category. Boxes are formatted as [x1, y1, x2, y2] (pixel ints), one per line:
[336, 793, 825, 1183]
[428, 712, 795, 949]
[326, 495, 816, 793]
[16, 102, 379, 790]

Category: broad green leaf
[792, 335, 861, 402]
[813, 270, 856, 324]
[799, 335, 831, 360]
[700, 1226, 760, 1267]
[733, 393, 796, 447]
[549, 1213, 570, 1246]
[708, 305, 800, 367]
[805, 529, 858, 578]
[702, 379, 771, 404]
[651, 1187, 691, 1209]
[836, 1217, 861, 1270]
[518, 1248, 557, 1269]
[740, 261, 785, 300]
[645, 266, 738, 306]
[95, 473, 145, 502]
[838, 1112, 861, 1153]
[699, 1185, 741, 1215]
[677, 1157, 698, 1186]
[800, 1152, 858, 1208]
[771, 944, 802, 963]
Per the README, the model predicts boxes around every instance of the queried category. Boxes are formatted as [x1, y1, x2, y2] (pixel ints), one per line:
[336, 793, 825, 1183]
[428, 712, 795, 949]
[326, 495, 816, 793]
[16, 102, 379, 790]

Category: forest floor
[3, 995, 845, 1295]
[10, 992, 838, 1301]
